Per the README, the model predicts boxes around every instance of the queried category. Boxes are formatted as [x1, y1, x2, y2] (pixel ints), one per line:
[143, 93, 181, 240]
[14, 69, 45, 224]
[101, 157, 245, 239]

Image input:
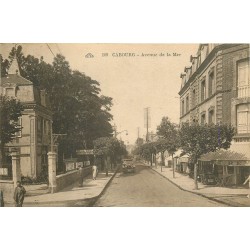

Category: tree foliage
[179, 122, 235, 163]
[0, 95, 23, 165]
[156, 116, 180, 154]
[93, 137, 127, 164]
[1, 45, 114, 157]
[179, 122, 235, 189]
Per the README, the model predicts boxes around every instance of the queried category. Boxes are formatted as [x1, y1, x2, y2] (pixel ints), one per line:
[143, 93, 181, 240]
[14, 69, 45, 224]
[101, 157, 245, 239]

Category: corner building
[0, 58, 53, 178]
[179, 44, 250, 184]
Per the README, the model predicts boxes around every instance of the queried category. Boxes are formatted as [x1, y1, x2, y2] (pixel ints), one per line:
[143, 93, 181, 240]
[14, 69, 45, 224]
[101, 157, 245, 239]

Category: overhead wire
[46, 43, 55, 57]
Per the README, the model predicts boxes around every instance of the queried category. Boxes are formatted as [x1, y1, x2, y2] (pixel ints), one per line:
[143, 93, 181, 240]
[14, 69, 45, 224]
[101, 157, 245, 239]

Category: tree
[156, 117, 180, 177]
[138, 142, 156, 166]
[0, 95, 23, 167]
[93, 137, 128, 175]
[2, 46, 114, 159]
[179, 122, 235, 189]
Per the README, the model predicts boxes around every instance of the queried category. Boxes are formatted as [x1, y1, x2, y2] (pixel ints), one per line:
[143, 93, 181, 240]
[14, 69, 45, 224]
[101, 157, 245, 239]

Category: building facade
[0, 58, 53, 179]
[179, 44, 250, 185]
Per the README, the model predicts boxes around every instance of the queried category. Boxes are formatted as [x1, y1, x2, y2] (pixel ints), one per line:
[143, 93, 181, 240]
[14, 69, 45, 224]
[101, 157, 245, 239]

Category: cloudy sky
[1, 43, 198, 144]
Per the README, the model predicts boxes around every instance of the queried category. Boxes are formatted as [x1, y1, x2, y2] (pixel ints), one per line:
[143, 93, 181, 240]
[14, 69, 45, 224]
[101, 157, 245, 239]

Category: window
[192, 89, 196, 107]
[15, 117, 22, 137]
[208, 71, 214, 97]
[181, 99, 185, 116]
[237, 104, 250, 134]
[208, 110, 215, 124]
[238, 60, 250, 98]
[5, 87, 15, 97]
[186, 95, 189, 112]
[201, 113, 206, 125]
[201, 79, 206, 102]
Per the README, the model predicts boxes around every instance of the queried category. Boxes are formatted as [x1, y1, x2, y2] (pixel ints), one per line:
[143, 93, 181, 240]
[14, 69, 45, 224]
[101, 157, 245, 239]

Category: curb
[148, 165, 239, 207]
[87, 166, 120, 207]
[18, 168, 120, 207]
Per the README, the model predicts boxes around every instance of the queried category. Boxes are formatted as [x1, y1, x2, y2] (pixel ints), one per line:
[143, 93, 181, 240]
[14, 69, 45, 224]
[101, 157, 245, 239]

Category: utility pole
[144, 107, 150, 142]
[137, 127, 140, 139]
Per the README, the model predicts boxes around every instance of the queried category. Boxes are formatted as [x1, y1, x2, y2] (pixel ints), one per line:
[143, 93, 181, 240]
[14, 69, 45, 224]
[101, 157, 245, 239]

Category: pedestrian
[243, 175, 250, 198]
[92, 164, 98, 180]
[78, 165, 84, 187]
[14, 181, 26, 207]
[0, 190, 4, 207]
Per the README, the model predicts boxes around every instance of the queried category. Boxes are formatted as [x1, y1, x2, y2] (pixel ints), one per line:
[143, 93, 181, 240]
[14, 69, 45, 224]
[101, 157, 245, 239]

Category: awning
[199, 149, 250, 166]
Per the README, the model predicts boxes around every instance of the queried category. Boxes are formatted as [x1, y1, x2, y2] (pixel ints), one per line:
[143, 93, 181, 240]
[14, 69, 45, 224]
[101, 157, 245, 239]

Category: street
[94, 162, 226, 207]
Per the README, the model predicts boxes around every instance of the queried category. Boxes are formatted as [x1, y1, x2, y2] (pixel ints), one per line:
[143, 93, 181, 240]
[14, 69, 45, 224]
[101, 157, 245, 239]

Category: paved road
[95, 163, 226, 207]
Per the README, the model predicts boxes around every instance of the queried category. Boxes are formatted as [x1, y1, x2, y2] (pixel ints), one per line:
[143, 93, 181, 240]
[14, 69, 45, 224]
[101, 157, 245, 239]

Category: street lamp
[114, 129, 128, 138]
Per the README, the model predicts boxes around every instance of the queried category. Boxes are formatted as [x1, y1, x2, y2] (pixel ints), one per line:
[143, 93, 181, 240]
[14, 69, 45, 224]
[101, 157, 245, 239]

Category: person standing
[14, 181, 26, 207]
[92, 164, 98, 180]
[0, 190, 4, 207]
[78, 165, 84, 187]
[243, 175, 250, 198]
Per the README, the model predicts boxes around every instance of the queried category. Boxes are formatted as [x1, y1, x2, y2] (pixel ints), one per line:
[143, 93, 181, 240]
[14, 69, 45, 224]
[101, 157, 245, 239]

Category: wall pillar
[48, 152, 57, 193]
[11, 149, 21, 187]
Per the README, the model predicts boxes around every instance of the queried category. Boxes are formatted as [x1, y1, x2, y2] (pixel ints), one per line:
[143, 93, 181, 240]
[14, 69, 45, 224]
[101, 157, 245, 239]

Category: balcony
[238, 85, 250, 98]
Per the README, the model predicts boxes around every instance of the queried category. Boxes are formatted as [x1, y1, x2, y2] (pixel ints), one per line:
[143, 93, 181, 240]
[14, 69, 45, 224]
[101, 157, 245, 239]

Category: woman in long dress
[92, 165, 98, 180]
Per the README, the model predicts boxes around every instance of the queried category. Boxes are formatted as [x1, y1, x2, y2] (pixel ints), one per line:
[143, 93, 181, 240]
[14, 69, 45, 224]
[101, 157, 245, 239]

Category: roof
[1, 74, 33, 86]
[199, 149, 248, 161]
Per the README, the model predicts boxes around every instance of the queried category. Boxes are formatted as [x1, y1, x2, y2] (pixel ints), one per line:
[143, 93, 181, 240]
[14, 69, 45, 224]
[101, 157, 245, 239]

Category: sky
[1, 43, 198, 144]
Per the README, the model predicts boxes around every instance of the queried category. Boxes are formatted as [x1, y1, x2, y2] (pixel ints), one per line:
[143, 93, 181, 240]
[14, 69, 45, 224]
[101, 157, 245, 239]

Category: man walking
[78, 165, 84, 187]
[14, 181, 26, 207]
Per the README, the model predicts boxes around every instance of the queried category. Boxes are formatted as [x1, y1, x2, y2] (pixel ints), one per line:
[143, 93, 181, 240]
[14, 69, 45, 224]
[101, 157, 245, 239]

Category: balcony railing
[238, 85, 250, 98]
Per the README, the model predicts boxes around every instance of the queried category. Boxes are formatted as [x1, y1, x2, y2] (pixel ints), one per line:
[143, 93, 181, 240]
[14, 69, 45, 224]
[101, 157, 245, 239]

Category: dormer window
[5, 87, 16, 97]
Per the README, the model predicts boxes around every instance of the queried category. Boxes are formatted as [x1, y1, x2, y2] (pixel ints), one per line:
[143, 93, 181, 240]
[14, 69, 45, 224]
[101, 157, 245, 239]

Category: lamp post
[113, 127, 128, 138]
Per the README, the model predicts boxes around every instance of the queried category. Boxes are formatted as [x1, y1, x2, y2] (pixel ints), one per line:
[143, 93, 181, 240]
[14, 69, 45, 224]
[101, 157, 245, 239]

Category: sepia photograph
[1, 2, 250, 250]
[1, 43, 250, 207]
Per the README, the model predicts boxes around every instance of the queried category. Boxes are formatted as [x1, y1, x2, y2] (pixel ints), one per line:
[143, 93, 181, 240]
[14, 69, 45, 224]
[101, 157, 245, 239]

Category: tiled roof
[1, 74, 33, 86]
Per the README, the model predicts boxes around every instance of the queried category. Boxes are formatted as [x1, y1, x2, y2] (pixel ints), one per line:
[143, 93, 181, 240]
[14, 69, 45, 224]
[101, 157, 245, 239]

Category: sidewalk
[5, 170, 117, 207]
[149, 164, 250, 207]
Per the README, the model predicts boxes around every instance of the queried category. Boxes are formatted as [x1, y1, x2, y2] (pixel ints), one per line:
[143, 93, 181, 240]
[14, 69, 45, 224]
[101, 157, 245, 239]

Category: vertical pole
[146, 108, 149, 142]
[48, 152, 57, 193]
[172, 154, 175, 178]
[50, 120, 53, 152]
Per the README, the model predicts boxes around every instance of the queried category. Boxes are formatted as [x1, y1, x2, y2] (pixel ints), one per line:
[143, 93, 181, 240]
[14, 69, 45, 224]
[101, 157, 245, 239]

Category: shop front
[199, 150, 250, 186]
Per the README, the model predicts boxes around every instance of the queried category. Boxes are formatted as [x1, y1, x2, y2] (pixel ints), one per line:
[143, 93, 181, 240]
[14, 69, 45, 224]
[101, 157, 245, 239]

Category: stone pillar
[11, 149, 21, 187]
[48, 152, 57, 193]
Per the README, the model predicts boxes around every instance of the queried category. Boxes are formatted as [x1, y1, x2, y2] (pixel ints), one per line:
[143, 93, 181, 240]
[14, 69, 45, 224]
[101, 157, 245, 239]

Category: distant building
[178, 44, 250, 185]
[0, 58, 53, 178]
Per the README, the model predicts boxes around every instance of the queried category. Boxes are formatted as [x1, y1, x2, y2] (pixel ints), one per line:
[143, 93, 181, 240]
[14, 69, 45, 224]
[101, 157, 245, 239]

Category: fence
[55, 166, 92, 191]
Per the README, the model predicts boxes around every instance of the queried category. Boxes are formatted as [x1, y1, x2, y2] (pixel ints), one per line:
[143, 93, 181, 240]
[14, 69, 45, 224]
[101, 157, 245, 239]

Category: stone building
[0, 58, 53, 179]
[178, 44, 250, 185]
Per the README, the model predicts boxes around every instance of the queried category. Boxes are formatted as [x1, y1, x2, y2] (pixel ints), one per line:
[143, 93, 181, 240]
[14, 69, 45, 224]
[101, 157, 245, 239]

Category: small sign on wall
[0, 168, 8, 176]
[76, 162, 83, 168]
[65, 162, 75, 171]
[84, 161, 90, 166]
